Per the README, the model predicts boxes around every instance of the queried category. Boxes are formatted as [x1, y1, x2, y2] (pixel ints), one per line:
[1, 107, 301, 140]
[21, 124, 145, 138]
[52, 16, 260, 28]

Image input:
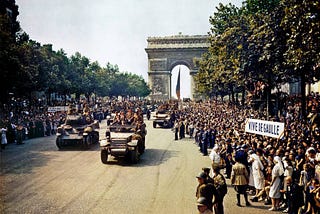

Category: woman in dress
[250, 150, 265, 202]
[1, 127, 8, 150]
[209, 145, 221, 170]
[269, 156, 284, 211]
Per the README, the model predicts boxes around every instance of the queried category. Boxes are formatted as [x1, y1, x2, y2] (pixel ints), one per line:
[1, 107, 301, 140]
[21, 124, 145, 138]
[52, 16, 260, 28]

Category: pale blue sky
[16, 0, 242, 98]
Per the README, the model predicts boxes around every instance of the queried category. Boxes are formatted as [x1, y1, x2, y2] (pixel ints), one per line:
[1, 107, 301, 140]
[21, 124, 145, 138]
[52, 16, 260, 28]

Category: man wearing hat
[196, 172, 219, 211]
[196, 197, 213, 214]
[235, 144, 250, 173]
[231, 156, 251, 207]
[212, 165, 227, 214]
[202, 167, 214, 184]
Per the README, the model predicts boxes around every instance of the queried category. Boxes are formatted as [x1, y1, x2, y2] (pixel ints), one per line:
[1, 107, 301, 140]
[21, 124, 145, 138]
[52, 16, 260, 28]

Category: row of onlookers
[170, 95, 320, 213]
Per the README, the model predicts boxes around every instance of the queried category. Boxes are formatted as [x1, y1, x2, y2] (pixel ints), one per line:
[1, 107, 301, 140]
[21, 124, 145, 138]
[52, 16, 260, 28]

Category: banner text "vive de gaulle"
[245, 118, 285, 139]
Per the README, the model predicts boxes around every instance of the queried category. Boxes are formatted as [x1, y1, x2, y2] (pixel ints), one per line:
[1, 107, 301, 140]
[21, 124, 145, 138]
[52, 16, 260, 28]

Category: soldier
[196, 172, 219, 211]
[201, 126, 209, 156]
[136, 107, 144, 123]
[126, 109, 134, 124]
[197, 197, 213, 214]
[202, 167, 214, 184]
[83, 104, 90, 115]
[173, 120, 179, 140]
[16, 123, 24, 144]
[212, 165, 227, 214]
[179, 119, 185, 139]
[231, 156, 251, 207]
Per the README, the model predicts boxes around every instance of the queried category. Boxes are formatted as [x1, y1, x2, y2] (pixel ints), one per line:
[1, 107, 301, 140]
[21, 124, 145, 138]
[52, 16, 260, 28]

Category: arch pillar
[190, 70, 198, 99]
[148, 70, 171, 100]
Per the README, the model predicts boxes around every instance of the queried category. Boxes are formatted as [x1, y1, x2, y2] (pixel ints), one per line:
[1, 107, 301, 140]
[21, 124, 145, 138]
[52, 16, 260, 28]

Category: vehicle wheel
[56, 138, 62, 150]
[93, 132, 99, 144]
[138, 140, 145, 154]
[101, 150, 108, 164]
[130, 149, 139, 164]
[83, 135, 90, 149]
[153, 121, 156, 128]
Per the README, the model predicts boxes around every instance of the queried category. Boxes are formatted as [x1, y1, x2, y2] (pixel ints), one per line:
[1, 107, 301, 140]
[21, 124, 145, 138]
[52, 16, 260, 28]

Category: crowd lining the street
[2, 93, 320, 213]
[0, 98, 156, 150]
[170, 94, 320, 214]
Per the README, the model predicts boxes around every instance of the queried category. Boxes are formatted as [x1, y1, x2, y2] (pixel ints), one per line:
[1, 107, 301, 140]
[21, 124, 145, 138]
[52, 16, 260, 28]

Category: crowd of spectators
[0, 96, 159, 150]
[172, 94, 320, 213]
[2, 92, 320, 212]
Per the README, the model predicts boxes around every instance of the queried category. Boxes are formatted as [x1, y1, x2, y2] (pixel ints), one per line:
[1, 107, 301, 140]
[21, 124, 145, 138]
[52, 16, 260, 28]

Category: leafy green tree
[1, 1, 151, 103]
[244, 2, 286, 114]
[281, 0, 320, 117]
[0, 13, 20, 102]
[196, 3, 246, 101]
[197, 0, 285, 111]
[243, 0, 280, 14]
[126, 73, 151, 97]
[15, 40, 41, 98]
[69, 52, 91, 99]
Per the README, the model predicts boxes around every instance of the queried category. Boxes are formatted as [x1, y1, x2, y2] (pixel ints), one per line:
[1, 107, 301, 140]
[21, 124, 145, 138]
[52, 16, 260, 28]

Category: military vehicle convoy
[56, 114, 100, 149]
[153, 109, 173, 128]
[100, 123, 146, 164]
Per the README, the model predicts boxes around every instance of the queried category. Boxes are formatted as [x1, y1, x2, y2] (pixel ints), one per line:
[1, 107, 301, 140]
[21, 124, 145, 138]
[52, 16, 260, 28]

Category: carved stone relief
[149, 59, 167, 71]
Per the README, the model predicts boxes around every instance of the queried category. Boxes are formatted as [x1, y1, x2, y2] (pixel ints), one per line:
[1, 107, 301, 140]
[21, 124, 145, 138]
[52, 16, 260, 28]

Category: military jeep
[56, 114, 100, 149]
[100, 123, 146, 164]
[153, 110, 173, 128]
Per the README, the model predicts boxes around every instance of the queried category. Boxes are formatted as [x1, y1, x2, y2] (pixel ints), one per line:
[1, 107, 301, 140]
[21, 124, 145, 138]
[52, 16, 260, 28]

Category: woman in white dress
[247, 151, 255, 192]
[209, 145, 221, 170]
[1, 127, 8, 150]
[250, 151, 265, 202]
[268, 156, 284, 211]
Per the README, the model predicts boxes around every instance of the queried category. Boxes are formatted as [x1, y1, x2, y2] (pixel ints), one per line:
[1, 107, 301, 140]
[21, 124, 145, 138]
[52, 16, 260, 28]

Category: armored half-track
[100, 123, 146, 164]
[153, 110, 173, 128]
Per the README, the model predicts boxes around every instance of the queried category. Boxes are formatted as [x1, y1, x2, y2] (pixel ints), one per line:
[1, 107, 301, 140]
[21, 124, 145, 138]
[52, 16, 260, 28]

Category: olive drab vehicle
[56, 106, 100, 149]
[153, 103, 175, 128]
[100, 108, 146, 164]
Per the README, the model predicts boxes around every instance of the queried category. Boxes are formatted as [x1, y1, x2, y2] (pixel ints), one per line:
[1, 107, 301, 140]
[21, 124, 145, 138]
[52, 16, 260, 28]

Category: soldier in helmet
[196, 171, 219, 212]
[197, 197, 213, 214]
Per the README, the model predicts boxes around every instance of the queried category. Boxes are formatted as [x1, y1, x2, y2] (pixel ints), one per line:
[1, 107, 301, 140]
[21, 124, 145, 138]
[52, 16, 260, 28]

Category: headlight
[128, 139, 138, 147]
[100, 139, 109, 147]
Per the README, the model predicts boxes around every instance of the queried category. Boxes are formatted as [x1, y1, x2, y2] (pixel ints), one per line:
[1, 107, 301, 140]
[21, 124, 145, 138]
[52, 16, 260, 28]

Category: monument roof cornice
[147, 34, 209, 40]
[146, 34, 210, 50]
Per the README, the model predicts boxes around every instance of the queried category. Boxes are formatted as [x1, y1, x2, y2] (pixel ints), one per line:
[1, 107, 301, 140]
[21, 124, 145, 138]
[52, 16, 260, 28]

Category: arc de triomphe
[145, 34, 209, 100]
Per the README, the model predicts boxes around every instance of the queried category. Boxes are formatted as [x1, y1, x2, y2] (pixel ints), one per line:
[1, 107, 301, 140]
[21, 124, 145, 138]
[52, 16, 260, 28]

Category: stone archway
[145, 34, 209, 100]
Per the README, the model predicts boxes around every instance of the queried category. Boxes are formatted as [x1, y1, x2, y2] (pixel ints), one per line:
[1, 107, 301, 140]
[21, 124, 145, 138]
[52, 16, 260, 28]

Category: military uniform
[231, 161, 251, 206]
[196, 182, 219, 211]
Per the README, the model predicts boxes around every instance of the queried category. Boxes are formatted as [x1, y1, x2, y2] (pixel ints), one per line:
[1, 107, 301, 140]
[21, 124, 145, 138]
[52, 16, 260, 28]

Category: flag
[176, 67, 181, 100]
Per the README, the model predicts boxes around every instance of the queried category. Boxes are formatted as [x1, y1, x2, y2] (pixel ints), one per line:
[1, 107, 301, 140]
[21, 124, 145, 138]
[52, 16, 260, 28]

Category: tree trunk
[241, 86, 245, 106]
[301, 74, 306, 119]
[229, 85, 235, 103]
[236, 92, 239, 105]
[75, 92, 80, 100]
[266, 86, 272, 118]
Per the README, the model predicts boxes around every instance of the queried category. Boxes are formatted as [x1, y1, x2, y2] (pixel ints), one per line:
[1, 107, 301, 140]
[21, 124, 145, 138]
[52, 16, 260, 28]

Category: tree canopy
[0, 1, 151, 104]
[195, 0, 320, 116]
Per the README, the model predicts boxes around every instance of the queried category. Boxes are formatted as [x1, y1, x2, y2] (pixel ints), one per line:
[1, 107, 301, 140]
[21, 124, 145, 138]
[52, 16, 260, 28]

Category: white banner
[47, 106, 68, 113]
[245, 118, 285, 139]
